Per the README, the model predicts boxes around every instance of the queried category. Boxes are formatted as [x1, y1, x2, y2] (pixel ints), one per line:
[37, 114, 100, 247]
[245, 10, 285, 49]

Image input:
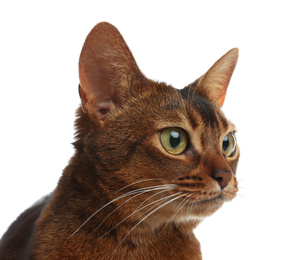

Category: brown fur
[0, 22, 239, 259]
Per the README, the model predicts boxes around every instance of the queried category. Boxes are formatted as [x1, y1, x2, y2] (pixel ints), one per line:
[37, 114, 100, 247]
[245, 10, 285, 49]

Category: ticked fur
[0, 22, 239, 260]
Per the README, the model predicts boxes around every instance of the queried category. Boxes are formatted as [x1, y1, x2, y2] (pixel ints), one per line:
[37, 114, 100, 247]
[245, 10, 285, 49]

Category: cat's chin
[179, 191, 236, 220]
[191, 195, 224, 217]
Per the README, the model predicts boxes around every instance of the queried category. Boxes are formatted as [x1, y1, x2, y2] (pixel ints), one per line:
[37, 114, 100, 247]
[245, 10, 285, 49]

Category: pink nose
[211, 170, 232, 189]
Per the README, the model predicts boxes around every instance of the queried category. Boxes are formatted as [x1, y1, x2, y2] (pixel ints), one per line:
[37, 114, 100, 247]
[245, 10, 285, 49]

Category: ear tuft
[195, 48, 239, 107]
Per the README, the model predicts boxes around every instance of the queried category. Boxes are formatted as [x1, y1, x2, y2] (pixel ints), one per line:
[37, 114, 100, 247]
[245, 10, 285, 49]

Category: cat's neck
[35, 207, 201, 259]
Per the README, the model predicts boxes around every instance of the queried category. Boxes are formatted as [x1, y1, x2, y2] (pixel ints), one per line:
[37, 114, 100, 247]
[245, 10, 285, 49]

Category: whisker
[70, 184, 173, 237]
[109, 193, 185, 258]
[132, 191, 172, 222]
[101, 192, 182, 238]
[236, 192, 249, 200]
[236, 178, 248, 182]
[237, 185, 249, 190]
[114, 178, 164, 194]
[187, 194, 193, 216]
[159, 194, 192, 235]
[94, 186, 174, 232]
[136, 189, 172, 210]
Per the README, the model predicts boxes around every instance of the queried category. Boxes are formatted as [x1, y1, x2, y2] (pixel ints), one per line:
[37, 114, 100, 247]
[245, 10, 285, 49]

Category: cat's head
[75, 22, 239, 226]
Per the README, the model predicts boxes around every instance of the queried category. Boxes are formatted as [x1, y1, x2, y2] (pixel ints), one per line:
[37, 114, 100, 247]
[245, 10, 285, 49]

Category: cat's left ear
[192, 48, 239, 107]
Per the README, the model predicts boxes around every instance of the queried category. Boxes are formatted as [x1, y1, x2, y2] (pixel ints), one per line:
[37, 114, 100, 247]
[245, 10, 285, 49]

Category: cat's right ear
[79, 22, 141, 124]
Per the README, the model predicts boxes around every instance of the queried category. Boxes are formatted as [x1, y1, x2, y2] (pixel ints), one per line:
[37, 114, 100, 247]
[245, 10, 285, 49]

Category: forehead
[184, 94, 229, 131]
[128, 82, 232, 133]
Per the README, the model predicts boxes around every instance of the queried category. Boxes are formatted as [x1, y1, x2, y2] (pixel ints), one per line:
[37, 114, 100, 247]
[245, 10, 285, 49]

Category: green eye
[222, 132, 236, 157]
[160, 128, 188, 155]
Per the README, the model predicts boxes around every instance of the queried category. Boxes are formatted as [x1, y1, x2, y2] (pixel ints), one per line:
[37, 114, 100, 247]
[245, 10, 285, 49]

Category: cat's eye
[160, 128, 188, 155]
[222, 132, 236, 157]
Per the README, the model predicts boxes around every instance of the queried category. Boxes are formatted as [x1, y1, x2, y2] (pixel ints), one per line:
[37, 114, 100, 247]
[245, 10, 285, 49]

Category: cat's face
[76, 22, 239, 227]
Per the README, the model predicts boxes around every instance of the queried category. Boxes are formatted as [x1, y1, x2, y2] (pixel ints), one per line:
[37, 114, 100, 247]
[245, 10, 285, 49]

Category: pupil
[223, 136, 229, 151]
[170, 131, 180, 148]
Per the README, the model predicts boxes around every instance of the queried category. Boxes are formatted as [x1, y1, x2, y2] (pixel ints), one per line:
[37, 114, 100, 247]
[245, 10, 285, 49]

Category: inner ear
[78, 22, 142, 123]
[185, 48, 239, 107]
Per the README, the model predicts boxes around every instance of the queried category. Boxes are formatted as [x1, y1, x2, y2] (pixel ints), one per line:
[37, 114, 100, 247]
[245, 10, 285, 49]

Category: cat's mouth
[173, 185, 238, 219]
[183, 187, 237, 204]
[183, 192, 223, 207]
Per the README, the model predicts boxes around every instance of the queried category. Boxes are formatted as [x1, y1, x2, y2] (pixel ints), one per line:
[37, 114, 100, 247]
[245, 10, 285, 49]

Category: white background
[1, 1, 292, 259]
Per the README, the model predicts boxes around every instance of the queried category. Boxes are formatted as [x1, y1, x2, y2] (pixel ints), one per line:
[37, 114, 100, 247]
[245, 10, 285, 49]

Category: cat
[0, 22, 239, 260]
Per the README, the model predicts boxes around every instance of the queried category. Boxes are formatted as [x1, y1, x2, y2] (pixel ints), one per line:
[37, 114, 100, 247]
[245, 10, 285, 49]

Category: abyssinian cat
[0, 22, 239, 260]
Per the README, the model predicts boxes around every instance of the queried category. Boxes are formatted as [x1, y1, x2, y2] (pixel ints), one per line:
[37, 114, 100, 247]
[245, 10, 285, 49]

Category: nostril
[211, 170, 232, 189]
[214, 176, 223, 185]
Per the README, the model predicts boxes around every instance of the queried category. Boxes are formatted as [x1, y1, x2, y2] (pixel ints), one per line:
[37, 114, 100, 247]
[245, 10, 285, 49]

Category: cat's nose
[211, 170, 232, 189]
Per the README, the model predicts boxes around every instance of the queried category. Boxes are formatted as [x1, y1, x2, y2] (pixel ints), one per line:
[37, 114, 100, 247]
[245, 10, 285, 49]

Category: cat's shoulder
[0, 195, 51, 259]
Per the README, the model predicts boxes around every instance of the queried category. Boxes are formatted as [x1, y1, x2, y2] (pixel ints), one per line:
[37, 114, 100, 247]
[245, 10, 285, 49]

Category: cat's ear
[192, 48, 238, 107]
[79, 22, 141, 123]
